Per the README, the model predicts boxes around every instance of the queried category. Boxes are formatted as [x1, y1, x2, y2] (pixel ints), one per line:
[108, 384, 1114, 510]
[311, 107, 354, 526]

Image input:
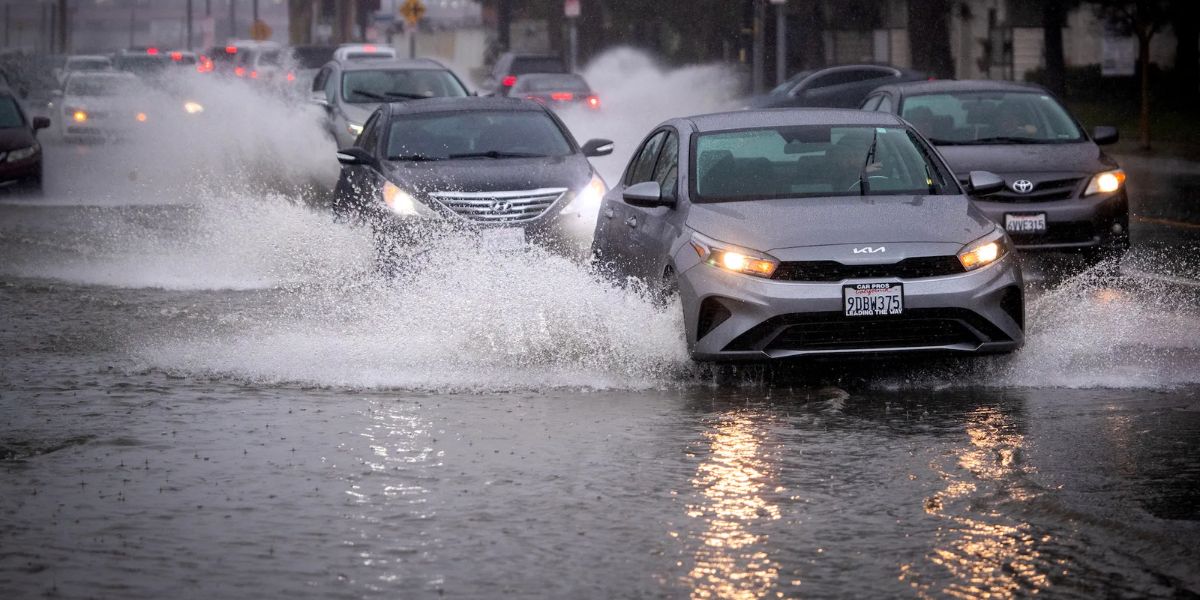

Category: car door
[594, 130, 666, 275]
[625, 128, 682, 283]
[333, 110, 384, 215]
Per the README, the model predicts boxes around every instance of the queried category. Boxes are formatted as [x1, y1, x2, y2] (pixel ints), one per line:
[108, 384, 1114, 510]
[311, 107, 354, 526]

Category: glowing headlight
[183, 101, 204, 114]
[690, 233, 778, 278]
[135, 112, 148, 123]
[562, 174, 607, 216]
[347, 122, 364, 137]
[381, 181, 435, 217]
[958, 228, 1009, 271]
[72, 110, 88, 123]
[1083, 169, 1125, 196]
[6, 143, 40, 162]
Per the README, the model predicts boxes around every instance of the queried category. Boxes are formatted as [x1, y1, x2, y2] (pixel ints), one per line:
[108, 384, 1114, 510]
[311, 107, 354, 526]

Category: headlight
[347, 122, 363, 137]
[183, 101, 204, 114]
[6, 143, 40, 162]
[1083, 169, 1125, 196]
[562, 174, 606, 215]
[689, 233, 778, 278]
[958, 227, 1010, 271]
[71, 109, 88, 123]
[381, 181, 435, 217]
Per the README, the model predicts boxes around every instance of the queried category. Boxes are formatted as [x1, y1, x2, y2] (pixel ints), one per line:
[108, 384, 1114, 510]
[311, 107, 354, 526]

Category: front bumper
[680, 254, 1024, 361]
[974, 189, 1129, 250]
[0, 154, 41, 185]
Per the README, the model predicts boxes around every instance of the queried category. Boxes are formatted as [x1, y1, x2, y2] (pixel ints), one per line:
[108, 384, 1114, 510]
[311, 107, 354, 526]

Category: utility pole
[187, 0, 194, 49]
[752, 0, 765, 94]
[565, 0, 580, 71]
[57, 0, 69, 53]
[129, 5, 135, 47]
[498, 0, 511, 52]
[252, 0, 259, 22]
[229, 0, 237, 40]
[772, 0, 787, 85]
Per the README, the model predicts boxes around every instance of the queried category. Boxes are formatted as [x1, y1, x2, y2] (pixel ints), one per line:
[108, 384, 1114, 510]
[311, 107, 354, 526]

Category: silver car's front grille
[429, 188, 567, 223]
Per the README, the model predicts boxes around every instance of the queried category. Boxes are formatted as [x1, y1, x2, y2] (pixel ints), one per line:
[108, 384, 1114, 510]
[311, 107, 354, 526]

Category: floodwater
[2, 50, 1200, 598]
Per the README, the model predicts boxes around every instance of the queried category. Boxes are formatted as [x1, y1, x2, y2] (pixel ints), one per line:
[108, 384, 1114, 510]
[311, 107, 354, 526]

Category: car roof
[385, 96, 546, 116]
[680, 108, 906, 133]
[340, 58, 448, 72]
[874, 79, 1046, 97]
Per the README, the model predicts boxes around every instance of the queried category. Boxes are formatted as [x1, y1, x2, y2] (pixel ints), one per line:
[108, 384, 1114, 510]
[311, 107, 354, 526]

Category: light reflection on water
[907, 405, 1052, 598]
[683, 413, 782, 600]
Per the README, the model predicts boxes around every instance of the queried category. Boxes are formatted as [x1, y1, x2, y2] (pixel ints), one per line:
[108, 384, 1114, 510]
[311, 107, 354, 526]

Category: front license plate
[1005, 213, 1047, 233]
[844, 283, 904, 317]
[479, 227, 526, 249]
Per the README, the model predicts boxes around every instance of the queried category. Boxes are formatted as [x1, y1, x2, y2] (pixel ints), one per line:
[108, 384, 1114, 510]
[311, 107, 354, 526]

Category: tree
[1085, 0, 1170, 149]
[1040, 0, 1081, 97]
[908, 0, 954, 78]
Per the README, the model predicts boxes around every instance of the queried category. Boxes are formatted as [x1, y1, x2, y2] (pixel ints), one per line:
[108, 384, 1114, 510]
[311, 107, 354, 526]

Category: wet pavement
[3, 77, 1200, 598]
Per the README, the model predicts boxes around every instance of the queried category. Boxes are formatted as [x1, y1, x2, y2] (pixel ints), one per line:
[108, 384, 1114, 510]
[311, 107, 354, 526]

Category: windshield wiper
[347, 89, 387, 101]
[383, 92, 431, 100]
[858, 129, 879, 196]
[971, 136, 1052, 144]
[388, 154, 443, 162]
[447, 150, 547, 159]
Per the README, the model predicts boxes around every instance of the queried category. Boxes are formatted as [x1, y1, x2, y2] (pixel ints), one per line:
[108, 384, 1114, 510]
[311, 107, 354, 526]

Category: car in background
[0, 85, 50, 194]
[863, 80, 1127, 260]
[55, 55, 113, 85]
[747, 64, 927, 109]
[332, 97, 613, 261]
[591, 109, 1023, 361]
[232, 41, 296, 87]
[166, 50, 199, 70]
[57, 71, 151, 142]
[510, 73, 600, 111]
[113, 48, 170, 80]
[291, 45, 338, 91]
[311, 58, 470, 148]
[332, 44, 397, 62]
[202, 41, 258, 76]
[486, 52, 568, 96]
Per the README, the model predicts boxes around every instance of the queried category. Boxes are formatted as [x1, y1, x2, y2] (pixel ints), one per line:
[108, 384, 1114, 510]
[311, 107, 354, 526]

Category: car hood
[685, 195, 996, 252]
[385, 154, 592, 195]
[935, 142, 1116, 176]
[0, 126, 36, 152]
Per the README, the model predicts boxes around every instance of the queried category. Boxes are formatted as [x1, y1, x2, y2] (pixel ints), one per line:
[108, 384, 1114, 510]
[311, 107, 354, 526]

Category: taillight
[364, 44, 376, 52]
[170, 51, 182, 61]
[235, 66, 246, 77]
[501, 75, 517, 87]
[146, 47, 159, 55]
[286, 72, 296, 82]
[225, 45, 237, 54]
[550, 92, 574, 101]
[250, 70, 258, 79]
[587, 95, 600, 109]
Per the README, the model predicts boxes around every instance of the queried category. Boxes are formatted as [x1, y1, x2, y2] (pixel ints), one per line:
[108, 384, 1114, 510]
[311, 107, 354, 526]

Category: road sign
[564, 0, 580, 18]
[401, 0, 425, 26]
[250, 19, 271, 41]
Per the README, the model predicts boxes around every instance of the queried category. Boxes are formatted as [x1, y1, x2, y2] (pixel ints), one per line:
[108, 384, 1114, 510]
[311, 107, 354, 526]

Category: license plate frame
[1004, 213, 1047, 234]
[843, 283, 904, 317]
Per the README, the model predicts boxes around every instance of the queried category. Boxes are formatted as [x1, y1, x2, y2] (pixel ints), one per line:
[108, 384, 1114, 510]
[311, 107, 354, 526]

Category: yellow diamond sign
[401, 0, 425, 26]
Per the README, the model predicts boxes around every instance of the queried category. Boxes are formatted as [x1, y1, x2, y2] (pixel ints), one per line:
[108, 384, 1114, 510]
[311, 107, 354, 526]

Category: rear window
[517, 75, 590, 93]
[386, 110, 573, 161]
[115, 55, 168, 75]
[0, 96, 24, 128]
[258, 50, 284, 67]
[510, 57, 567, 75]
[66, 58, 110, 71]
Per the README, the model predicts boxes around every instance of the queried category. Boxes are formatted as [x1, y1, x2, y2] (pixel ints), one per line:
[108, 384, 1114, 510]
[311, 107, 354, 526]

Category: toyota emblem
[490, 200, 513, 214]
[1011, 179, 1034, 194]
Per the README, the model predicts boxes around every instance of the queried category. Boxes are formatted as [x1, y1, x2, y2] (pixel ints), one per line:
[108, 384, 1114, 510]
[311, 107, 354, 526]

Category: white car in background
[56, 72, 148, 142]
[55, 54, 113, 85]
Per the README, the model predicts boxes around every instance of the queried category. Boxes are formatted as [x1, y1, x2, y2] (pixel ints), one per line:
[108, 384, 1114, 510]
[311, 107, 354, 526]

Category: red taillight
[286, 72, 296, 82]
[170, 51, 182, 61]
[550, 92, 574, 101]
[249, 70, 258, 79]
[587, 95, 600, 109]
[197, 56, 213, 73]
[234, 66, 246, 77]
[501, 75, 517, 87]
[146, 47, 159, 55]
[364, 44, 376, 52]
[225, 45, 237, 54]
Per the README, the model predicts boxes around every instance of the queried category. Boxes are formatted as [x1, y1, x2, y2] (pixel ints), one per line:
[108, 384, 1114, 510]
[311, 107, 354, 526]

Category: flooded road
[3, 56, 1200, 598]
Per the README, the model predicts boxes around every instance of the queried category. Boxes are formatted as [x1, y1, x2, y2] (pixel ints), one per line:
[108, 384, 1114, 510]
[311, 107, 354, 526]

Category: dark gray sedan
[592, 109, 1024, 361]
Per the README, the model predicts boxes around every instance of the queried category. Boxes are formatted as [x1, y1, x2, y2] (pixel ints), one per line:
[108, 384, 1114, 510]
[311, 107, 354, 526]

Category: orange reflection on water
[685, 414, 781, 600]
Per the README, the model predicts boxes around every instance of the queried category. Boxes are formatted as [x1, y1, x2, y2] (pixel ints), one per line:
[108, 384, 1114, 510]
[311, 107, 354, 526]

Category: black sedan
[863, 80, 1127, 260]
[0, 86, 49, 194]
[332, 97, 613, 261]
[747, 64, 927, 109]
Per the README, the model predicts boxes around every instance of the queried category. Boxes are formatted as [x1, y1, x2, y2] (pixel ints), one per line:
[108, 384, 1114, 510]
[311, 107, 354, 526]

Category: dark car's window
[514, 74, 590, 93]
[653, 132, 680, 198]
[342, 69, 468, 103]
[258, 50, 284, 67]
[386, 110, 572, 160]
[510, 57, 567, 74]
[66, 58, 110, 71]
[209, 47, 238, 66]
[807, 68, 890, 90]
[358, 112, 382, 149]
[878, 95, 893, 112]
[313, 66, 330, 92]
[693, 125, 950, 201]
[900, 91, 1084, 144]
[628, 132, 667, 185]
[0, 96, 24, 128]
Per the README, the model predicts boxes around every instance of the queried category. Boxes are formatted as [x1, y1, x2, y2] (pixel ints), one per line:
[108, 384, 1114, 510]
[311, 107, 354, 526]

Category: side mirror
[580, 138, 614, 157]
[336, 147, 376, 166]
[1092, 125, 1119, 146]
[623, 181, 673, 207]
[32, 116, 50, 130]
[967, 170, 1005, 196]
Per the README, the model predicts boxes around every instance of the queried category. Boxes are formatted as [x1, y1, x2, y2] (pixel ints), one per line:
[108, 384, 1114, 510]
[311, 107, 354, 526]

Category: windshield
[693, 125, 953, 201]
[900, 91, 1084, 144]
[66, 75, 136, 96]
[386, 110, 573, 161]
[510, 57, 566, 74]
[342, 69, 467, 103]
[0, 96, 24, 128]
[66, 58, 110, 71]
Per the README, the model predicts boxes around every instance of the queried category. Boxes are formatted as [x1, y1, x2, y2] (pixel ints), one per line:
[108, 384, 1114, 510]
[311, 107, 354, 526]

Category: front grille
[771, 256, 964, 282]
[1008, 221, 1096, 245]
[429, 188, 566, 223]
[724, 309, 1011, 353]
[988, 177, 1084, 203]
